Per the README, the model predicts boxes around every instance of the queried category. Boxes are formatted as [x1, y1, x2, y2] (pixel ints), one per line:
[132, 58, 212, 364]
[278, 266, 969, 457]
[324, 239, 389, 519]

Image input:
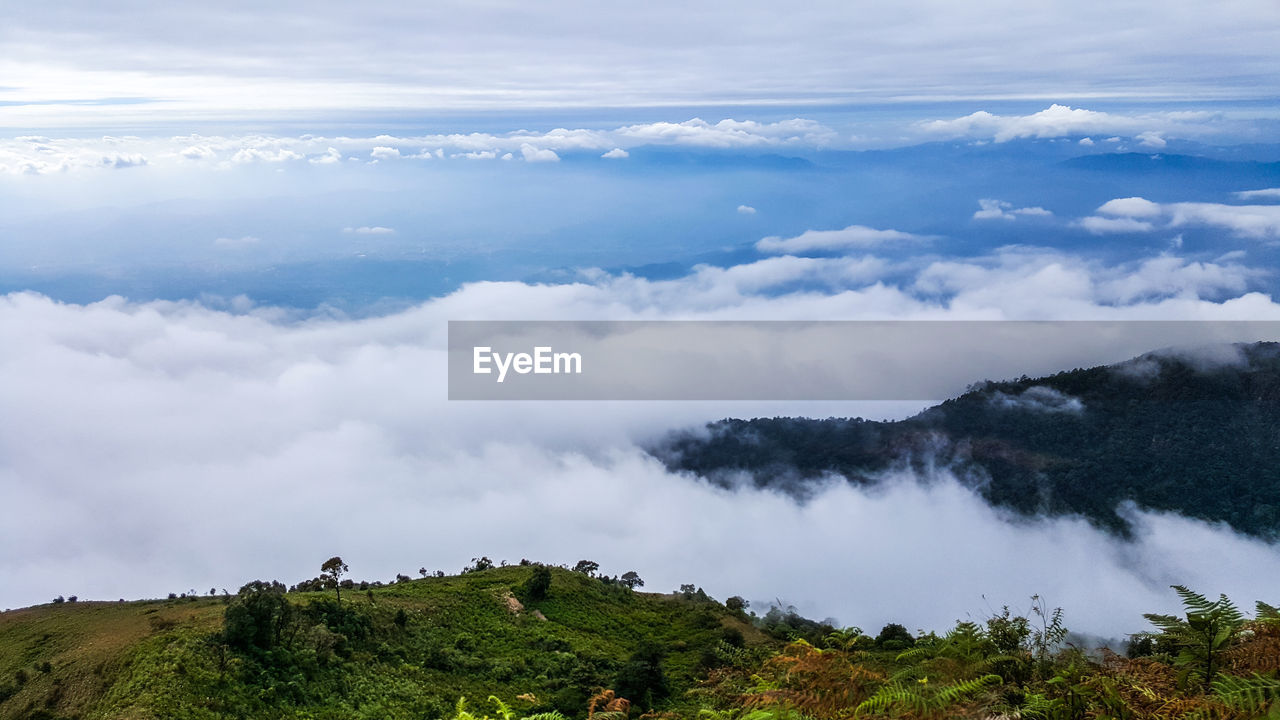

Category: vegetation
[2, 558, 1277, 720]
[654, 341, 1280, 537]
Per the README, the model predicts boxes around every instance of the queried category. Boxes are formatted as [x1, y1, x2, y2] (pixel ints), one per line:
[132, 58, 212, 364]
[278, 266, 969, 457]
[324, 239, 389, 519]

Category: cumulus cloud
[973, 199, 1053, 221]
[756, 225, 927, 254]
[1086, 196, 1280, 239]
[920, 105, 1222, 144]
[520, 143, 560, 163]
[1098, 197, 1163, 218]
[737, 205, 757, 215]
[0, 117, 849, 175]
[310, 147, 343, 164]
[2, 253, 1279, 632]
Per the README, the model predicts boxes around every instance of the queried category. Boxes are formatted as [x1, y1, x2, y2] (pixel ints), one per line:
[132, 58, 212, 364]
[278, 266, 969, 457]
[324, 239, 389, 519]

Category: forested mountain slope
[654, 342, 1280, 537]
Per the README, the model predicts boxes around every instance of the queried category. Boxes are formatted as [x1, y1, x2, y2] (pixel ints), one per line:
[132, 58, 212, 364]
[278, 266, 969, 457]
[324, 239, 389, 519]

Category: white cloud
[1092, 196, 1280, 239]
[920, 105, 1222, 144]
[1234, 188, 1280, 202]
[231, 147, 303, 164]
[520, 143, 560, 163]
[1136, 132, 1167, 149]
[2, 248, 1278, 632]
[601, 148, 629, 159]
[1098, 197, 1164, 218]
[990, 385, 1083, 413]
[342, 226, 395, 235]
[973, 198, 1053, 221]
[737, 205, 757, 215]
[309, 147, 343, 164]
[1078, 137, 1095, 146]
[370, 146, 401, 160]
[756, 224, 927, 254]
[1078, 216, 1157, 234]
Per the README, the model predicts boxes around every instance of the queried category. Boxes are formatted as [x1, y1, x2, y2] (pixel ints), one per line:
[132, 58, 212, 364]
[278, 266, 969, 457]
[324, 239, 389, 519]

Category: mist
[3, 269, 1279, 636]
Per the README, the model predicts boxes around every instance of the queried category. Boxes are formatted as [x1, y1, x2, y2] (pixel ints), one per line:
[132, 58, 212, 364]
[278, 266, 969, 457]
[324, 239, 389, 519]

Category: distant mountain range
[651, 342, 1280, 538]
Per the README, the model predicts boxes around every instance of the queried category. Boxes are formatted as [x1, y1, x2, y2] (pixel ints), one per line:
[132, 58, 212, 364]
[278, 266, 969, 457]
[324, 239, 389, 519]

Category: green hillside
[0, 565, 769, 720]
[5, 568, 1279, 719]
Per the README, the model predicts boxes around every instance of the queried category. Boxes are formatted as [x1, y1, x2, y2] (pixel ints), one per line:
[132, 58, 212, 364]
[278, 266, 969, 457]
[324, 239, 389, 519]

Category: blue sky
[2, 1, 1280, 630]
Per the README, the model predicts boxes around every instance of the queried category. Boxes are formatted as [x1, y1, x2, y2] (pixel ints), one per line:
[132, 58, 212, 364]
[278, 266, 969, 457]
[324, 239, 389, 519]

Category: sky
[2, 0, 1280, 635]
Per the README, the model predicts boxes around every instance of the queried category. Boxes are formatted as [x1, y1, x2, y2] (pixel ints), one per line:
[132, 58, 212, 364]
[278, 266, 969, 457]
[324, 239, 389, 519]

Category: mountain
[652, 342, 1280, 538]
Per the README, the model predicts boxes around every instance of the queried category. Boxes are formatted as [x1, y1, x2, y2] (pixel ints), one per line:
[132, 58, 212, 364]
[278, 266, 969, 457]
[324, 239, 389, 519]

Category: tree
[875, 622, 915, 651]
[615, 642, 669, 710]
[620, 571, 644, 590]
[524, 565, 552, 601]
[223, 580, 294, 652]
[573, 560, 600, 576]
[321, 556, 348, 607]
[726, 596, 749, 613]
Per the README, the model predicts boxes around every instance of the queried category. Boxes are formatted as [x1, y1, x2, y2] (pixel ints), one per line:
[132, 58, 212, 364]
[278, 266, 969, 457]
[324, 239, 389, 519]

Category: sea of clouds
[3, 243, 1280, 638]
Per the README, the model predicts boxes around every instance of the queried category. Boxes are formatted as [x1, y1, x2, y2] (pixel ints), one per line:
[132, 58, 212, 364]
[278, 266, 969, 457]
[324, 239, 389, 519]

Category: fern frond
[1213, 673, 1280, 713]
[490, 696, 515, 720]
[522, 713, 568, 720]
[894, 646, 934, 663]
[932, 673, 1002, 705]
[1258, 602, 1280, 620]
[1173, 585, 1218, 615]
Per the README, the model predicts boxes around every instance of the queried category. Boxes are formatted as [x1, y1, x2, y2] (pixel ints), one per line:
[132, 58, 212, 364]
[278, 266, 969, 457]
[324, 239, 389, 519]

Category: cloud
[1234, 188, 1280, 202]
[601, 148, 629, 159]
[231, 147, 304, 164]
[2, 260, 1279, 633]
[370, 146, 401, 160]
[920, 105, 1224, 144]
[1136, 132, 1167, 149]
[343, 226, 395, 235]
[1089, 196, 1280, 239]
[989, 385, 1084, 413]
[309, 147, 343, 165]
[973, 199, 1053, 221]
[520, 144, 560, 163]
[737, 205, 757, 215]
[1078, 137, 1095, 146]
[213, 235, 261, 247]
[756, 225, 927, 254]
[1098, 197, 1163, 219]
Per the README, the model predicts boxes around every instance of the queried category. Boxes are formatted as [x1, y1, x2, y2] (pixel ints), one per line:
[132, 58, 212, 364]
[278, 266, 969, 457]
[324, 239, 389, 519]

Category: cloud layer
[3, 243, 1279, 634]
[4, 2, 1280, 126]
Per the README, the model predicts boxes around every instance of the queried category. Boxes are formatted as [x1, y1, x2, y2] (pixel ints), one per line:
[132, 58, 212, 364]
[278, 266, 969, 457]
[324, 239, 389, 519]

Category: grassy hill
[0, 565, 770, 720]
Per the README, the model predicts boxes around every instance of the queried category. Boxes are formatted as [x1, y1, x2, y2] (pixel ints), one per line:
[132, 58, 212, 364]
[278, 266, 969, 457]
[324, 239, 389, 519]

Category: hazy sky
[2, 0, 1278, 128]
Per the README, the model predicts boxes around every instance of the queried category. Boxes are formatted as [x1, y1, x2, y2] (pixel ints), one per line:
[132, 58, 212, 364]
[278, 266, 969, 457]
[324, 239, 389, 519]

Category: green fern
[855, 674, 1001, 717]
[1143, 586, 1247, 690]
[1213, 673, 1280, 715]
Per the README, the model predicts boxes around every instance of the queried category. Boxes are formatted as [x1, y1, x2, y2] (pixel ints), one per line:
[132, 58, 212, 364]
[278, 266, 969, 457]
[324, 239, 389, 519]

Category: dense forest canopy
[652, 342, 1280, 537]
